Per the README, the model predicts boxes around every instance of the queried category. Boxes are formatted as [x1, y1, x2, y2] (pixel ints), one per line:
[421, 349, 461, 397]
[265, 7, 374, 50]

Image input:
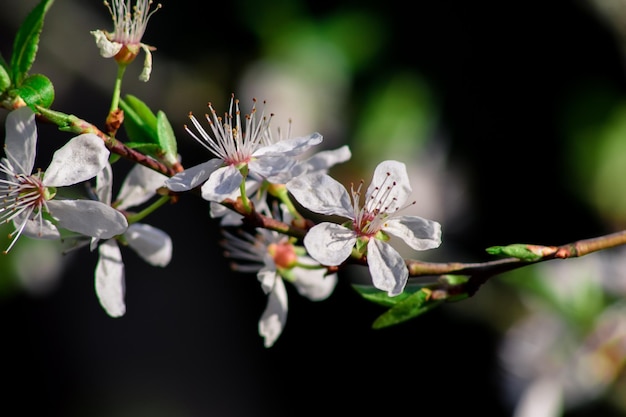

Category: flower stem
[270, 184, 303, 221]
[110, 64, 127, 114]
[125, 195, 170, 224]
[239, 179, 252, 213]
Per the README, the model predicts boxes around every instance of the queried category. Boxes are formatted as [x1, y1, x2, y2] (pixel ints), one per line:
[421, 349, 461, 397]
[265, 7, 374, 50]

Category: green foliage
[156, 110, 178, 166]
[0, 63, 10, 93]
[120, 94, 178, 167]
[10, 0, 54, 86]
[485, 243, 542, 261]
[16, 73, 54, 109]
[354, 284, 443, 329]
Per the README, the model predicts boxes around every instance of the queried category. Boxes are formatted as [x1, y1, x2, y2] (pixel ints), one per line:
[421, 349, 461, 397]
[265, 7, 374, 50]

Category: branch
[404, 229, 626, 299]
[35, 105, 183, 177]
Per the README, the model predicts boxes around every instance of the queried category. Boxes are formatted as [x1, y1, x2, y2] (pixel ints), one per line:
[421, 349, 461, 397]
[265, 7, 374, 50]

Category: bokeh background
[2, 0, 626, 416]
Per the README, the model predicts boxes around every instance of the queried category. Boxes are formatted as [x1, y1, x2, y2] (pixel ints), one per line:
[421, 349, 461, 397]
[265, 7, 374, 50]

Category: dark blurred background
[2, 0, 626, 416]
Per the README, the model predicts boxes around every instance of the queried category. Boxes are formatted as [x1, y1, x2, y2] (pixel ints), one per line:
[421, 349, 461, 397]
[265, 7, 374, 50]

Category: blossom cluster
[0, 95, 442, 346]
[0, 0, 442, 347]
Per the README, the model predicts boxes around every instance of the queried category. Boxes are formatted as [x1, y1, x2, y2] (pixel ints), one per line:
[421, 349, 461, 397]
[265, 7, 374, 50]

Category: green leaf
[157, 110, 179, 166]
[372, 289, 443, 329]
[0, 64, 10, 92]
[120, 94, 158, 144]
[485, 243, 542, 261]
[353, 283, 418, 307]
[16, 73, 54, 109]
[10, 0, 55, 86]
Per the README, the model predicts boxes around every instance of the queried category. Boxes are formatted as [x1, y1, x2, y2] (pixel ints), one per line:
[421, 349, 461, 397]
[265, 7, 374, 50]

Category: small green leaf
[10, 0, 55, 86]
[372, 289, 442, 329]
[157, 110, 179, 166]
[353, 284, 414, 307]
[16, 73, 54, 109]
[0, 64, 10, 92]
[485, 243, 542, 261]
[120, 94, 158, 144]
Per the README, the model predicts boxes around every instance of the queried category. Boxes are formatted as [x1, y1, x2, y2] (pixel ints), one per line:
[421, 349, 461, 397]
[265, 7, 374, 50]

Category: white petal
[301, 145, 351, 174]
[90, 30, 122, 58]
[43, 134, 109, 187]
[292, 259, 337, 301]
[164, 159, 222, 192]
[125, 223, 172, 266]
[258, 277, 288, 348]
[5, 106, 37, 175]
[286, 173, 353, 218]
[365, 160, 412, 209]
[257, 266, 278, 294]
[201, 165, 243, 202]
[367, 239, 408, 296]
[249, 155, 295, 181]
[303, 222, 356, 266]
[47, 200, 128, 239]
[512, 377, 563, 417]
[384, 216, 442, 251]
[117, 163, 168, 210]
[138, 44, 152, 82]
[19, 215, 60, 240]
[95, 239, 126, 317]
[252, 132, 323, 157]
[95, 162, 114, 205]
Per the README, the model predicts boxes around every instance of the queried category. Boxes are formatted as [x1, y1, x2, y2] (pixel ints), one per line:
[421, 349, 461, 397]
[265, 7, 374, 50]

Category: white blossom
[0, 107, 128, 253]
[210, 145, 352, 226]
[90, 0, 161, 81]
[222, 207, 336, 347]
[92, 162, 172, 317]
[286, 159, 441, 296]
[164, 96, 323, 202]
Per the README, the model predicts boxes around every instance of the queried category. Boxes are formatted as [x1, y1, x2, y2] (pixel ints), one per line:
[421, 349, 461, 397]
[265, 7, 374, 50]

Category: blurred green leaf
[372, 289, 443, 329]
[353, 283, 421, 307]
[10, 0, 54, 86]
[0, 63, 10, 92]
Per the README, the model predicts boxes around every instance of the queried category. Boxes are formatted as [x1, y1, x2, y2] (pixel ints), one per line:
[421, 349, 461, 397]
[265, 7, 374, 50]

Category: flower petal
[252, 132, 323, 157]
[5, 106, 37, 175]
[201, 165, 243, 202]
[299, 145, 351, 175]
[303, 222, 356, 266]
[286, 173, 353, 218]
[367, 238, 408, 296]
[258, 264, 278, 294]
[117, 163, 168, 210]
[249, 155, 295, 181]
[90, 30, 123, 58]
[125, 223, 172, 266]
[164, 159, 222, 192]
[18, 213, 60, 240]
[44, 134, 109, 187]
[95, 239, 126, 317]
[95, 162, 114, 205]
[365, 160, 411, 209]
[258, 276, 288, 348]
[138, 43, 153, 82]
[292, 257, 338, 301]
[384, 216, 442, 251]
[47, 200, 128, 239]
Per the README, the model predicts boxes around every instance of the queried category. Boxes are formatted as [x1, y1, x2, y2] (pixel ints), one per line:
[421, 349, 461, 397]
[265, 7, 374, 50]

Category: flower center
[350, 171, 415, 237]
[0, 167, 53, 253]
[184, 96, 274, 167]
[106, 0, 162, 45]
[268, 241, 297, 269]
